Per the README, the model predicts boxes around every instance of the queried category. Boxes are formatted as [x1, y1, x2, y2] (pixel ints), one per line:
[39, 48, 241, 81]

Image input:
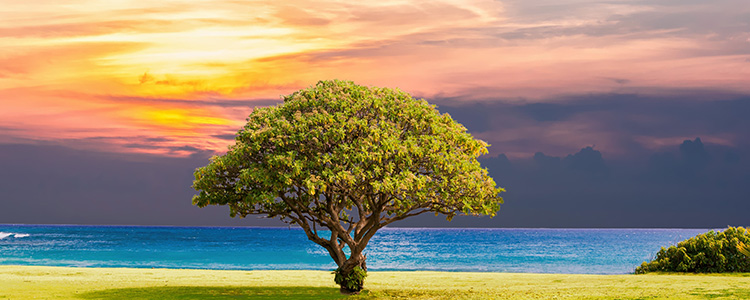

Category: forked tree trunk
[336, 253, 367, 295]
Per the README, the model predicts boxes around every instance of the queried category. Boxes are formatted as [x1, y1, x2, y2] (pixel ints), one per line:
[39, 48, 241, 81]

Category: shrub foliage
[334, 266, 367, 292]
[635, 227, 750, 274]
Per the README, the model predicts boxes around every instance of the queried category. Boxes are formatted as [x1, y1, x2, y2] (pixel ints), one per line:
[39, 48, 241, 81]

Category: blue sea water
[0, 225, 714, 274]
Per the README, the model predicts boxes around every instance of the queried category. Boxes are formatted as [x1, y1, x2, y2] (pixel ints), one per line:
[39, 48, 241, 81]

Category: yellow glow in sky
[1, 0, 748, 157]
[142, 108, 230, 130]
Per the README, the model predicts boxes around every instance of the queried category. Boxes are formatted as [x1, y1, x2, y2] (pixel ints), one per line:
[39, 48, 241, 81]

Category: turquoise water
[0, 225, 712, 274]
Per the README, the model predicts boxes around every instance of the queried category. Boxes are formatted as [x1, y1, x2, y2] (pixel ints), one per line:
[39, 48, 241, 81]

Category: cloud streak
[0, 0, 748, 157]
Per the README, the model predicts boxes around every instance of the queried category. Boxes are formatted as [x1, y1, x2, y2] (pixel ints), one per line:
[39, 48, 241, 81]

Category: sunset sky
[1, 0, 749, 227]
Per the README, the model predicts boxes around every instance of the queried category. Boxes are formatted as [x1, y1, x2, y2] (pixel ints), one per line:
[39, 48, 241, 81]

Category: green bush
[636, 227, 750, 274]
[333, 266, 367, 292]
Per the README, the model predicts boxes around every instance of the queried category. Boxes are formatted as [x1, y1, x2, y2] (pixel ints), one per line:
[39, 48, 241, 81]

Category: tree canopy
[192, 80, 504, 293]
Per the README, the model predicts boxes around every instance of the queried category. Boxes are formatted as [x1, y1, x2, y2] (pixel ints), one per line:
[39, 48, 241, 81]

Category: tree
[192, 80, 504, 294]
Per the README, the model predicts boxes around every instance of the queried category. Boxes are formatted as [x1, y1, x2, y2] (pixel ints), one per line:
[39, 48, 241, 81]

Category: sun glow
[140, 108, 231, 130]
[1, 0, 748, 157]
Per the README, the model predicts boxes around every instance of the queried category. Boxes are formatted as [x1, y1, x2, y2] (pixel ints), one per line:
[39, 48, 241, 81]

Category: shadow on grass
[690, 288, 750, 299]
[79, 286, 355, 300]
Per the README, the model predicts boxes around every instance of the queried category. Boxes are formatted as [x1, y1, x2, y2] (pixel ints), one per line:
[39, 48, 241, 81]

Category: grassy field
[1, 265, 750, 299]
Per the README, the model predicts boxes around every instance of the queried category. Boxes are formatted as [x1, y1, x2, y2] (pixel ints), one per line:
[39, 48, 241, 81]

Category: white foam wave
[0, 232, 30, 239]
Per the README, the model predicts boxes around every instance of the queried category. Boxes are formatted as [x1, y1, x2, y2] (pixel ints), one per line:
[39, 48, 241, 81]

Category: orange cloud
[1, 0, 748, 157]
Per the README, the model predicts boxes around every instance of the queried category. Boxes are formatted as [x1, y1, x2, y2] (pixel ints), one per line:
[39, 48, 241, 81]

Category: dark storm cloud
[432, 92, 750, 158]
[396, 138, 750, 228]
[1, 138, 747, 228]
[0, 143, 278, 226]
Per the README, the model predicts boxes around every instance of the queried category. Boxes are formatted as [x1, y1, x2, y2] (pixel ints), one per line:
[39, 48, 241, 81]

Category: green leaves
[192, 80, 504, 222]
[738, 241, 750, 258]
[333, 266, 367, 292]
[636, 227, 750, 274]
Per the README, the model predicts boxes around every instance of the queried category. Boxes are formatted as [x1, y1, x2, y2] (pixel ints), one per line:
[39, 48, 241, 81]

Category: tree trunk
[335, 253, 367, 295]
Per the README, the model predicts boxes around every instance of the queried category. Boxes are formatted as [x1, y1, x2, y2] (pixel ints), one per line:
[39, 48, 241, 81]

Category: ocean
[0, 225, 713, 274]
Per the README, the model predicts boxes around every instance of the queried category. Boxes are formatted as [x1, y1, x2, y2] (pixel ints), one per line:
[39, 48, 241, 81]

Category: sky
[1, 0, 749, 227]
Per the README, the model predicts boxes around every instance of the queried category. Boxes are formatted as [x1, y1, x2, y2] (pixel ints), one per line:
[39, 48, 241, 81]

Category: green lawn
[2, 265, 749, 299]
